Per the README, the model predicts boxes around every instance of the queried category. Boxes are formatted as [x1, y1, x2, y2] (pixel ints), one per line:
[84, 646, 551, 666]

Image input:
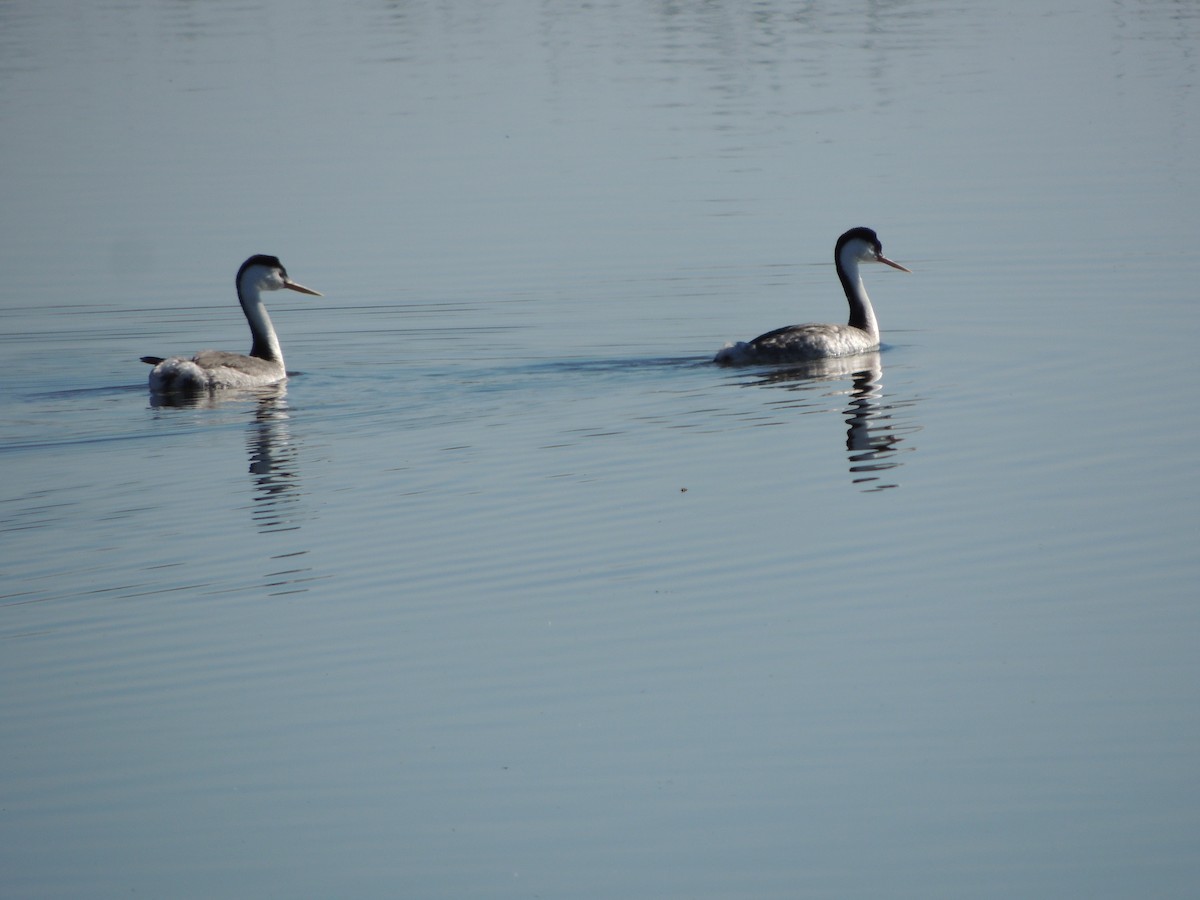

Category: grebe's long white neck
[835, 228, 907, 341]
[837, 241, 877, 341]
[237, 254, 322, 367]
[238, 257, 291, 365]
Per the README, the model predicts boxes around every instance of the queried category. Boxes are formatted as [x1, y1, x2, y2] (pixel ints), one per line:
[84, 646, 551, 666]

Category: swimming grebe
[714, 227, 909, 365]
[142, 255, 321, 393]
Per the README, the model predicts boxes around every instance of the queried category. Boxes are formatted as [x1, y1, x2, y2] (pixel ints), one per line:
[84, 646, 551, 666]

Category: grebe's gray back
[714, 227, 910, 365]
[142, 255, 321, 394]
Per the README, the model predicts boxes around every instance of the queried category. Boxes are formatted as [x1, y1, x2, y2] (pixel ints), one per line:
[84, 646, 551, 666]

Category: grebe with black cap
[141, 255, 321, 393]
[714, 227, 910, 365]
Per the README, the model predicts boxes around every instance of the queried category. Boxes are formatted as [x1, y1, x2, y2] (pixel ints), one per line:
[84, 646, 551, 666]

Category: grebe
[714, 227, 910, 365]
[142, 255, 321, 393]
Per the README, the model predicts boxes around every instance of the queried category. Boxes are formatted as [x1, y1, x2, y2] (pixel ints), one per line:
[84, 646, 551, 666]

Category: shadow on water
[437, 355, 711, 401]
[507, 355, 710, 378]
[727, 352, 922, 492]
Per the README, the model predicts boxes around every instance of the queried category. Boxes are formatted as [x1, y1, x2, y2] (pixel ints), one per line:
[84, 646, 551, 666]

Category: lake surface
[2, 0, 1199, 896]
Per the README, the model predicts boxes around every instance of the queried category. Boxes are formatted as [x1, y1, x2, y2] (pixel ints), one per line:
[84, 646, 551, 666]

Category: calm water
[3, 0, 1199, 896]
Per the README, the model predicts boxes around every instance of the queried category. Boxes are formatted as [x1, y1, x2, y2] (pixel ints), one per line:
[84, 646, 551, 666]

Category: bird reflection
[149, 384, 309, 527]
[740, 353, 920, 491]
[841, 368, 910, 491]
[244, 388, 307, 532]
[145, 383, 319, 593]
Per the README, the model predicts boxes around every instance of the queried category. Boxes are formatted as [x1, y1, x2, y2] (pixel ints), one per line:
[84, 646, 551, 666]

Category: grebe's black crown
[236, 254, 287, 284]
[836, 227, 882, 256]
